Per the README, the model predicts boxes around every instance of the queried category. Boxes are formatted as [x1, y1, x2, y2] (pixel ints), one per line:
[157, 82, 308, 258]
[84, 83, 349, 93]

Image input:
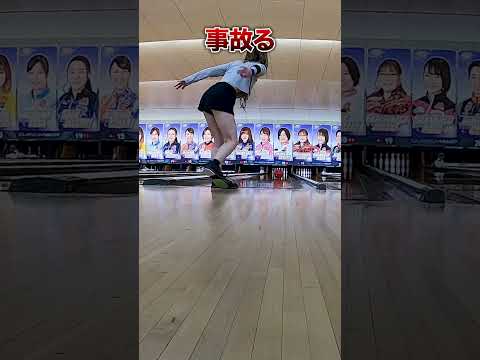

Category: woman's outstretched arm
[175, 62, 234, 89]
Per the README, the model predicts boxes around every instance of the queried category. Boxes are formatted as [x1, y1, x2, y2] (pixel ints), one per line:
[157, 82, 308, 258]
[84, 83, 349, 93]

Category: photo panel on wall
[100, 46, 138, 131]
[292, 123, 313, 164]
[0, 47, 17, 130]
[57, 46, 99, 131]
[273, 123, 293, 163]
[366, 48, 412, 138]
[146, 123, 163, 160]
[18, 46, 58, 131]
[342, 47, 366, 137]
[412, 49, 457, 140]
[458, 50, 480, 142]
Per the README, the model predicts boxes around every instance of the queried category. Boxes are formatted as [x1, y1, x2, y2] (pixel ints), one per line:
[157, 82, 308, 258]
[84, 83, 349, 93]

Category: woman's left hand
[238, 67, 252, 78]
[175, 81, 188, 90]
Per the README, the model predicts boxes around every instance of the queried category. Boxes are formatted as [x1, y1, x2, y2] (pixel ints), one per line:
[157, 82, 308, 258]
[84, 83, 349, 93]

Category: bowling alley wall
[139, 36, 341, 166]
[140, 79, 341, 166]
[139, 120, 341, 166]
[342, 11, 480, 149]
[0, 5, 138, 159]
[0, 44, 138, 139]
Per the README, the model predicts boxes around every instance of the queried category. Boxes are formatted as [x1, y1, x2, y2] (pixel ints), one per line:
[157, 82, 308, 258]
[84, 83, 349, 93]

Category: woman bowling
[175, 48, 268, 189]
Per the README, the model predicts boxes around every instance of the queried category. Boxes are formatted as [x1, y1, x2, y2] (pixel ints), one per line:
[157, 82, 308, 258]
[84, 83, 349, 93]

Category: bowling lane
[0, 192, 138, 359]
[342, 150, 480, 358]
[139, 184, 340, 360]
[342, 149, 480, 204]
[140, 168, 337, 190]
[413, 169, 480, 204]
[354, 149, 480, 204]
[343, 199, 480, 359]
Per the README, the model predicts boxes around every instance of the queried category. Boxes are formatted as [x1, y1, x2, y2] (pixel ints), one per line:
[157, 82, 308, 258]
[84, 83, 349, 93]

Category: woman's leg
[202, 111, 224, 159]
[211, 110, 237, 163]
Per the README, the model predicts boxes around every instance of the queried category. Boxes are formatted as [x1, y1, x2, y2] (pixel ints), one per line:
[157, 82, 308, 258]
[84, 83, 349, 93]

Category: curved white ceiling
[140, 0, 341, 114]
[140, 38, 340, 82]
[140, 0, 340, 42]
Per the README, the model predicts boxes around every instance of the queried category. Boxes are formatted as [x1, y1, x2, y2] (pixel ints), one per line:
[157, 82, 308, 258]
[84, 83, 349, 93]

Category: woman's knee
[213, 133, 225, 143]
[223, 136, 236, 145]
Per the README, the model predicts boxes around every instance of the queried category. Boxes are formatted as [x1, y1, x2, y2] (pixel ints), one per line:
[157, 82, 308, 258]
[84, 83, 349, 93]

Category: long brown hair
[139, 126, 144, 145]
[244, 48, 269, 68]
[238, 127, 254, 145]
[239, 49, 269, 110]
[0, 55, 12, 93]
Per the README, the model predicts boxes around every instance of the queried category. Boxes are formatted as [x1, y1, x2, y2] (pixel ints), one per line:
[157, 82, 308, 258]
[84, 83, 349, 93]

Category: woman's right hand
[175, 81, 187, 90]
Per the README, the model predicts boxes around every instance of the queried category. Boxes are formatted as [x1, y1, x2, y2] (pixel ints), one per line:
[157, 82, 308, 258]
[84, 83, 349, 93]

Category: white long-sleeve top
[181, 60, 267, 95]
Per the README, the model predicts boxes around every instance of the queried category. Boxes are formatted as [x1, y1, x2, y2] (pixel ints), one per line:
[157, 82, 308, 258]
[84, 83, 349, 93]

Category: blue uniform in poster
[149, 140, 162, 158]
[332, 144, 341, 162]
[18, 88, 56, 129]
[236, 141, 253, 152]
[460, 96, 480, 116]
[236, 141, 254, 160]
[57, 88, 98, 129]
[163, 141, 181, 158]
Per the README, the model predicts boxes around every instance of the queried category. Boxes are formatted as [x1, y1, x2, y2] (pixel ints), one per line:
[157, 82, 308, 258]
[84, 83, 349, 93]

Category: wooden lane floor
[141, 175, 305, 190]
[139, 183, 340, 360]
[0, 160, 138, 176]
[0, 191, 138, 359]
[343, 200, 480, 360]
[1, 170, 138, 194]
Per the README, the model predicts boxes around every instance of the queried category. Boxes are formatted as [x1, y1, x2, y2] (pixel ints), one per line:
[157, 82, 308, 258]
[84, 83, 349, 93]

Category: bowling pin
[406, 154, 410, 176]
[398, 154, 402, 175]
[348, 152, 353, 180]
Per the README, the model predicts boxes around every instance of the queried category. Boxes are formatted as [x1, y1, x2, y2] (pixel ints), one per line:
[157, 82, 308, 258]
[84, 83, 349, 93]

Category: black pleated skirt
[198, 81, 237, 115]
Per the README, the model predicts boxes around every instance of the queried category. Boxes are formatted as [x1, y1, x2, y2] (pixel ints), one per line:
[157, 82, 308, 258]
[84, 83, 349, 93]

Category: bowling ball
[274, 169, 283, 179]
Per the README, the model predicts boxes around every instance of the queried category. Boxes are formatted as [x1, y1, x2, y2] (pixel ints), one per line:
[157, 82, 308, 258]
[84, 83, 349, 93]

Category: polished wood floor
[139, 185, 341, 360]
[1, 192, 138, 359]
[342, 201, 480, 360]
